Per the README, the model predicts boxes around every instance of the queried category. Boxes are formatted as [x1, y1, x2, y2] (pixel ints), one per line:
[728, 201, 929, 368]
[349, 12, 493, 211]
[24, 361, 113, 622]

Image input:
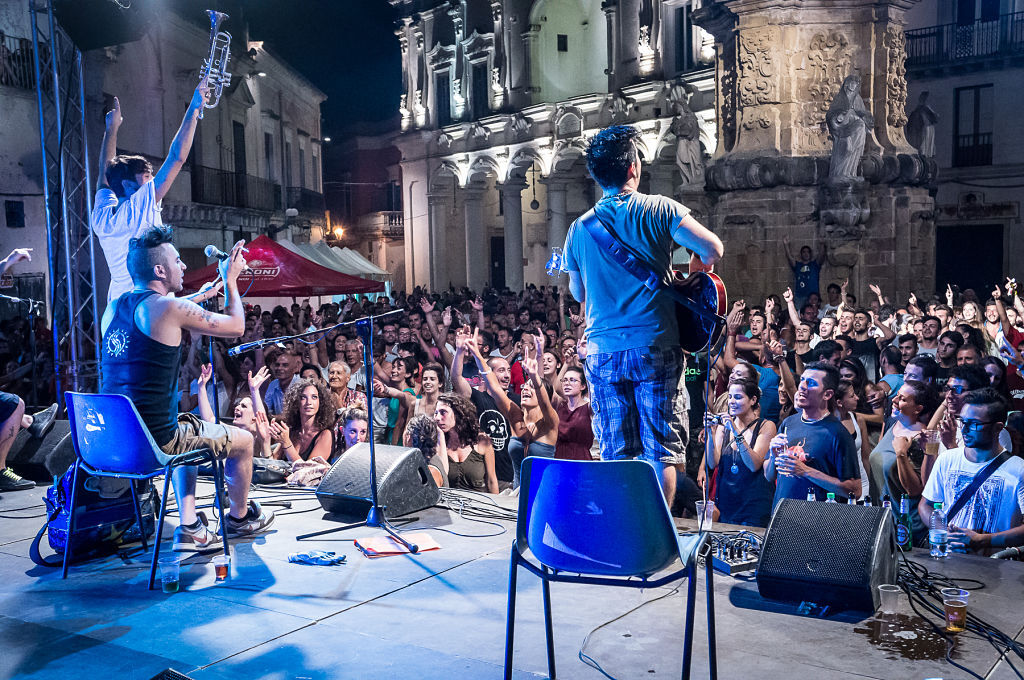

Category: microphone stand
[294, 308, 418, 552]
[0, 293, 42, 407]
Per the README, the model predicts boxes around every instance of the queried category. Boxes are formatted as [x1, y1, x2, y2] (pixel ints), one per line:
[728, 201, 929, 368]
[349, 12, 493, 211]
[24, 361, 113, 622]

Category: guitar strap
[944, 450, 1012, 525]
[577, 209, 724, 324]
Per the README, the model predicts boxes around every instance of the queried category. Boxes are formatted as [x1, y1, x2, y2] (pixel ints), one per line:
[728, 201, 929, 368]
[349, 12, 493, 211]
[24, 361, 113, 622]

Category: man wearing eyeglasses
[919, 388, 1024, 554]
[929, 365, 1013, 462]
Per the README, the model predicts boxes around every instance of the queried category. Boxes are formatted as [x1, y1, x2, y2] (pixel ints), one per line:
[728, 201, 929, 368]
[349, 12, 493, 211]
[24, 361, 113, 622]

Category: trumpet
[198, 9, 231, 119]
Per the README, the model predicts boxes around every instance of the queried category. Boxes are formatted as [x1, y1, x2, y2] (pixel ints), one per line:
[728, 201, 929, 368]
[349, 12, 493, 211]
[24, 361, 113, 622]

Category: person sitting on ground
[920, 388, 1024, 555]
[703, 379, 777, 526]
[270, 378, 335, 463]
[334, 407, 368, 460]
[403, 413, 448, 488]
[766, 361, 861, 504]
[434, 393, 498, 494]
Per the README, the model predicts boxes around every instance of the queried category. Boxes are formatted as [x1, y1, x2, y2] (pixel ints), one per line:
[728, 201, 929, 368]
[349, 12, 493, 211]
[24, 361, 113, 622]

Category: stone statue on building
[826, 75, 873, 179]
[670, 94, 705, 186]
[905, 91, 938, 157]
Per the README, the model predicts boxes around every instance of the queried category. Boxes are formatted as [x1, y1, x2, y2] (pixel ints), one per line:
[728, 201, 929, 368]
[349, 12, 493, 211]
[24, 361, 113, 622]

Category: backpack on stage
[30, 464, 159, 567]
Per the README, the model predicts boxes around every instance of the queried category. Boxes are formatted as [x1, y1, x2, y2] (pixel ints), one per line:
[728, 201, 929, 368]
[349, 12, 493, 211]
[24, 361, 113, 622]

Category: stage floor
[1, 480, 1022, 680]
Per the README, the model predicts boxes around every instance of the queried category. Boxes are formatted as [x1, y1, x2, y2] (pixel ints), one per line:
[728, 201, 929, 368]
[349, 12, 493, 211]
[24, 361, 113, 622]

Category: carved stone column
[463, 188, 488, 291]
[500, 179, 527, 291]
[427, 192, 450, 291]
[602, 0, 619, 86]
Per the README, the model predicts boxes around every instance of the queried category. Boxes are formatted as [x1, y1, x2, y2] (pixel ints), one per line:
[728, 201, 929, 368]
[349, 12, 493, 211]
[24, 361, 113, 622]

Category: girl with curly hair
[403, 413, 448, 488]
[270, 378, 336, 463]
[434, 392, 498, 493]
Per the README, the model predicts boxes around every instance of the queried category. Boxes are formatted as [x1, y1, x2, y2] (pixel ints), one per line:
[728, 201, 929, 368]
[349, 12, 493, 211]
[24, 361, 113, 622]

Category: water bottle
[825, 493, 837, 504]
[930, 502, 949, 558]
[806, 487, 817, 502]
[881, 494, 892, 511]
[545, 248, 565, 277]
[863, 495, 873, 507]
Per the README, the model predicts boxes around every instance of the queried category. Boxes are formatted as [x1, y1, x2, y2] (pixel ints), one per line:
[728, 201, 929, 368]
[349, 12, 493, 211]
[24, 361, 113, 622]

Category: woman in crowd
[271, 378, 336, 463]
[334, 407, 368, 460]
[198, 364, 274, 457]
[540, 349, 562, 395]
[434, 393, 498, 493]
[555, 366, 593, 461]
[980, 356, 1011, 401]
[403, 413, 448, 487]
[835, 380, 873, 498]
[470, 334, 558, 486]
[703, 379, 776, 527]
[413, 362, 443, 417]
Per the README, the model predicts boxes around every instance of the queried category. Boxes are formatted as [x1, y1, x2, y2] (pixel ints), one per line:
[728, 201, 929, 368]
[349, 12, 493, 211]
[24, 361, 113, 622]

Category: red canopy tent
[183, 235, 385, 296]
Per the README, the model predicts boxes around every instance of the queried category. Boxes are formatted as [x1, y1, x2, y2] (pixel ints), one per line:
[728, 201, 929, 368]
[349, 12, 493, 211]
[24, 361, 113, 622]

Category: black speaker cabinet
[756, 499, 898, 612]
[7, 420, 74, 482]
[315, 443, 440, 519]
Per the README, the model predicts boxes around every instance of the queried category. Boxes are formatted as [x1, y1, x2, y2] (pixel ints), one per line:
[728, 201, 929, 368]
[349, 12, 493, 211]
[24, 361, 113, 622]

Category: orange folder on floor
[354, 533, 441, 558]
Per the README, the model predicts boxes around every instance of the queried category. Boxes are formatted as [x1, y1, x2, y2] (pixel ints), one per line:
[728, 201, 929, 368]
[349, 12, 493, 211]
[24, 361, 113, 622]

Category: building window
[675, 5, 696, 73]
[435, 71, 452, 127]
[264, 133, 275, 181]
[557, 34, 568, 52]
[471, 61, 489, 120]
[954, 84, 993, 167]
[312, 154, 320, 192]
[4, 200, 25, 228]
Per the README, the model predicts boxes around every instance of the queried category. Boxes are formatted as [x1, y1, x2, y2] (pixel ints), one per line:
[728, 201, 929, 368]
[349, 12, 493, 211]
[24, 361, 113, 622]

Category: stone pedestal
[693, 0, 938, 302]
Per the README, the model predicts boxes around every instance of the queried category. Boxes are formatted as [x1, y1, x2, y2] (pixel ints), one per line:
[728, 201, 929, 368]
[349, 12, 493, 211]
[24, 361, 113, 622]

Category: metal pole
[78, 50, 101, 373]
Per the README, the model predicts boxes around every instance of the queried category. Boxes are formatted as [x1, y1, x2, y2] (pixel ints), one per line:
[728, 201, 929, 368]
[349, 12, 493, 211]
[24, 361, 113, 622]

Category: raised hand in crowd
[1, 248, 32, 274]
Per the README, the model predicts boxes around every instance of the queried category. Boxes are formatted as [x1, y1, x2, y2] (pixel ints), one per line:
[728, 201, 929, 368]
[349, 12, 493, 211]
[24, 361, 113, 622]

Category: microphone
[227, 339, 267, 357]
[205, 244, 229, 260]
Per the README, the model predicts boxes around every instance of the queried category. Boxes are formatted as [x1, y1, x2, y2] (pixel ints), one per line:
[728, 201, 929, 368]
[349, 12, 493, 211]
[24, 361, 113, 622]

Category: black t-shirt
[773, 414, 859, 506]
[470, 389, 514, 482]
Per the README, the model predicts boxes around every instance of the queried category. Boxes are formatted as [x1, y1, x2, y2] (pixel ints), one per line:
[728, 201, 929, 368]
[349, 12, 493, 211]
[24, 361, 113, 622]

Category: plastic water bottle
[930, 502, 949, 558]
[825, 493, 837, 503]
[863, 495, 873, 507]
[545, 248, 565, 277]
[806, 487, 817, 502]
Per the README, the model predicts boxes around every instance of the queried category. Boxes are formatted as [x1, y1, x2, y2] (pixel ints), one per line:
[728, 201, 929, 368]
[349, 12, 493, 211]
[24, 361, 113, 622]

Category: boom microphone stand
[239, 309, 418, 552]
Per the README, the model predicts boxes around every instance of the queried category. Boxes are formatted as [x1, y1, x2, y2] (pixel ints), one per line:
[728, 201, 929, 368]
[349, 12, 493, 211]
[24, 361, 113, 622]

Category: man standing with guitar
[564, 125, 724, 505]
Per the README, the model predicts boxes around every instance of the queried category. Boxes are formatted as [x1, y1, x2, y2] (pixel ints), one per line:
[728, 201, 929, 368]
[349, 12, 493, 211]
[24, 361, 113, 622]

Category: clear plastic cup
[941, 588, 969, 632]
[695, 500, 715, 532]
[921, 429, 940, 457]
[213, 554, 230, 583]
[158, 556, 180, 594]
[877, 583, 901, 613]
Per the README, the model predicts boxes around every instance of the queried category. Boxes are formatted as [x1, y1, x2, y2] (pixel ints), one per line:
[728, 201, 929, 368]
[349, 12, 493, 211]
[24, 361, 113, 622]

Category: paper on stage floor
[354, 533, 441, 558]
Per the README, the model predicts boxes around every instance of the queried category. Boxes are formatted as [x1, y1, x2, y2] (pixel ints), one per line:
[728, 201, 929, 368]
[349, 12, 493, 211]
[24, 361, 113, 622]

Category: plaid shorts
[584, 345, 688, 465]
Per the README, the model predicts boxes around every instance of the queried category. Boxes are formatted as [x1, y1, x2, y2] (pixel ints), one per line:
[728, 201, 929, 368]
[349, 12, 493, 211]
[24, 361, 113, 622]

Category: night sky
[243, 0, 402, 137]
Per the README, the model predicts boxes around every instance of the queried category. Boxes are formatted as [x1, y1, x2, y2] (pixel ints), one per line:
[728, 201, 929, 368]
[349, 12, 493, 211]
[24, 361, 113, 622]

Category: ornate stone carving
[826, 75, 873, 179]
[552, 104, 585, 138]
[603, 91, 634, 123]
[437, 130, 453, 151]
[507, 112, 532, 139]
[819, 179, 870, 240]
[737, 26, 779, 106]
[884, 25, 908, 128]
[669, 90, 705, 187]
[803, 32, 852, 128]
[469, 121, 490, 143]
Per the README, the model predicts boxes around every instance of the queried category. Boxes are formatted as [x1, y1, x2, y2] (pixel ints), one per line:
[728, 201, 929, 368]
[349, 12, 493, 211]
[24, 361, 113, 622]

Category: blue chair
[63, 392, 230, 588]
[504, 458, 717, 680]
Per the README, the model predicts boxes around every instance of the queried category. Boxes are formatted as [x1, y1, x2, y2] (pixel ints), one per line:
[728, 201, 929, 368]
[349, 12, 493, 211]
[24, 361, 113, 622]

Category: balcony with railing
[286, 186, 326, 215]
[954, 132, 993, 167]
[0, 32, 38, 91]
[355, 211, 405, 239]
[906, 12, 1024, 68]
[192, 166, 281, 212]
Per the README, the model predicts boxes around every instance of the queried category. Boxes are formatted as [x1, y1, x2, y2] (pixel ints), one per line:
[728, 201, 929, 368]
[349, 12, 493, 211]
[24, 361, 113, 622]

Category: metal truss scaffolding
[29, 0, 101, 396]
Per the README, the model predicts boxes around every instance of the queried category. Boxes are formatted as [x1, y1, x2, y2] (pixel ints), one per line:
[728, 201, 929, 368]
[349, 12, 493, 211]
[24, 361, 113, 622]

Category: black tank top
[100, 290, 182, 446]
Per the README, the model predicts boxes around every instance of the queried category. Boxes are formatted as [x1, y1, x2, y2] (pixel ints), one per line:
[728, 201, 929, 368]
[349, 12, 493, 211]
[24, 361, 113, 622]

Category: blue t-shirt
[772, 413, 859, 507]
[563, 192, 691, 354]
[792, 260, 821, 297]
[754, 364, 781, 424]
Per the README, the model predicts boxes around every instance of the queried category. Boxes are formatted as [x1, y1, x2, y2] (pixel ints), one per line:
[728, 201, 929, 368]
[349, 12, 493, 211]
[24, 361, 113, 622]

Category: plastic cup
[941, 588, 969, 632]
[158, 556, 180, 594]
[695, 500, 715, 532]
[922, 429, 940, 457]
[213, 554, 230, 583]
[877, 584, 901, 613]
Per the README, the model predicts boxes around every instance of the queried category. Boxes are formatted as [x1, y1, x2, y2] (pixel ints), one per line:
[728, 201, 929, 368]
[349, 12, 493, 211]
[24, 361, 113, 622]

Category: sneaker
[225, 500, 275, 538]
[26, 403, 57, 439]
[0, 467, 34, 491]
[172, 512, 223, 553]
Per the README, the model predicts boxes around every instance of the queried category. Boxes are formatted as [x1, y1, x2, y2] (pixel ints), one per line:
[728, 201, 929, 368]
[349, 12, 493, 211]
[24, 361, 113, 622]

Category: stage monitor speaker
[7, 420, 74, 483]
[756, 498, 897, 612]
[54, 0, 155, 52]
[315, 443, 440, 519]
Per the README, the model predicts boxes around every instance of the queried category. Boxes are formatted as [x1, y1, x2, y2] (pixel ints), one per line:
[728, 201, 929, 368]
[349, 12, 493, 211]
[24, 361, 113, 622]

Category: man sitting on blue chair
[100, 226, 273, 552]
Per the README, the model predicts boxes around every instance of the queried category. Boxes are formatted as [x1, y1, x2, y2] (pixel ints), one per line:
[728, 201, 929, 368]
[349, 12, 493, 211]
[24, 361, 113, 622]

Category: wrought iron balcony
[354, 211, 405, 239]
[953, 132, 993, 167]
[906, 12, 1024, 68]
[286, 186, 326, 215]
[0, 33, 37, 91]
[192, 166, 281, 212]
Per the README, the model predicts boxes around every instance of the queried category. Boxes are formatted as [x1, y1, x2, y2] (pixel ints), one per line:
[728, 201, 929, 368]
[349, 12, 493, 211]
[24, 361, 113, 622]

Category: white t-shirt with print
[91, 181, 162, 302]
[922, 446, 1024, 533]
